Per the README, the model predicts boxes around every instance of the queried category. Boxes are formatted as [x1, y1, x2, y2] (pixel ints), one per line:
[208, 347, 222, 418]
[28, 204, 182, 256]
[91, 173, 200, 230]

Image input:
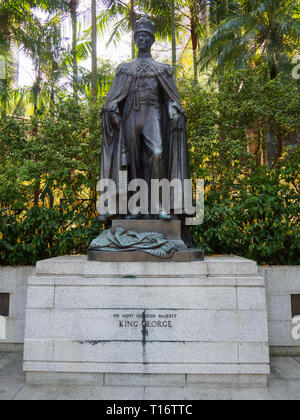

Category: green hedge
[0, 202, 102, 266]
[181, 71, 300, 265]
[192, 171, 300, 265]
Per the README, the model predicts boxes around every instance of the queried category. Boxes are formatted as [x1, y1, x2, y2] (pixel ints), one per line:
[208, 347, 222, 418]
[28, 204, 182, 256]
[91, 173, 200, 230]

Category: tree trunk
[267, 57, 279, 168]
[130, 0, 136, 60]
[1, 57, 8, 115]
[70, 0, 78, 99]
[33, 182, 41, 207]
[246, 126, 265, 167]
[190, 6, 198, 84]
[1, 18, 10, 115]
[267, 132, 277, 168]
[33, 66, 42, 115]
[49, 60, 56, 114]
[91, 0, 98, 100]
[33, 71, 41, 207]
[13, 43, 20, 88]
[171, 0, 176, 73]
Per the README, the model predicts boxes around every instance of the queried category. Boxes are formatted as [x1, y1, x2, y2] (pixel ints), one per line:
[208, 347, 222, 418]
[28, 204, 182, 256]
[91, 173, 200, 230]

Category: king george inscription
[113, 312, 177, 329]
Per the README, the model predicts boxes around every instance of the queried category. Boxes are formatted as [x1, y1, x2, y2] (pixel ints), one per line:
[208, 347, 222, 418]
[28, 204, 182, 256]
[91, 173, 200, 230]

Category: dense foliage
[0, 203, 102, 265]
[181, 71, 300, 265]
[0, 98, 103, 207]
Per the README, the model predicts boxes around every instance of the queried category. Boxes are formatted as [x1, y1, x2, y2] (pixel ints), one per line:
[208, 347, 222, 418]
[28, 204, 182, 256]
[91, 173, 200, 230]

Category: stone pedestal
[23, 255, 270, 387]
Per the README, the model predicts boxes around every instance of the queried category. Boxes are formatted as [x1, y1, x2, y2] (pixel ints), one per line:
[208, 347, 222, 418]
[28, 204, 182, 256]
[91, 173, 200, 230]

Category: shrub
[192, 166, 300, 265]
[0, 202, 102, 266]
[181, 71, 300, 265]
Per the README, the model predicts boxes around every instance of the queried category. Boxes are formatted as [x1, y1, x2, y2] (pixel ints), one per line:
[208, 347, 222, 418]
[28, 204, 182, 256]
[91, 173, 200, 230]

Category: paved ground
[1, 352, 300, 400]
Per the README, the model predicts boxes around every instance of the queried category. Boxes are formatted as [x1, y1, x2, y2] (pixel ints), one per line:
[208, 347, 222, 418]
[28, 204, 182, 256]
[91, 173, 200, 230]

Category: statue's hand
[168, 102, 181, 129]
[168, 102, 180, 122]
[110, 112, 122, 130]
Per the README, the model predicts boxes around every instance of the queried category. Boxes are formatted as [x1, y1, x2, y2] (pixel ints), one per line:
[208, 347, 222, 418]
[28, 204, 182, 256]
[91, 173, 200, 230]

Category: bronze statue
[100, 15, 191, 221]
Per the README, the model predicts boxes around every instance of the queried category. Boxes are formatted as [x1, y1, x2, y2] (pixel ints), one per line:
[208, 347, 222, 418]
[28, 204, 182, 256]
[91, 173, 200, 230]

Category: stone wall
[0, 263, 299, 355]
[260, 267, 300, 355]
[0, 266, 35, 351]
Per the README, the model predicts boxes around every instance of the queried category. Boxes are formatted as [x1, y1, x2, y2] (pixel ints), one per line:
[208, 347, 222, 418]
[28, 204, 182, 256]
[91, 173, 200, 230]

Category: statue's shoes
[124, 214, 142, 220]
[159, 211, 172, 221]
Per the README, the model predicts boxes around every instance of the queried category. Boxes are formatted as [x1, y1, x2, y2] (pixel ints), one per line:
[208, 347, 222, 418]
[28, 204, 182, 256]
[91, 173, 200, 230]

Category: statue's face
[135, 31, 154, 52]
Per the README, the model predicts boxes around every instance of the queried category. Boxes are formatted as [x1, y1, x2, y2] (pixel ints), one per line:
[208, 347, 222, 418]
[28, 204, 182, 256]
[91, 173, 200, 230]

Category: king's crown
[134, 15, 155, 37]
